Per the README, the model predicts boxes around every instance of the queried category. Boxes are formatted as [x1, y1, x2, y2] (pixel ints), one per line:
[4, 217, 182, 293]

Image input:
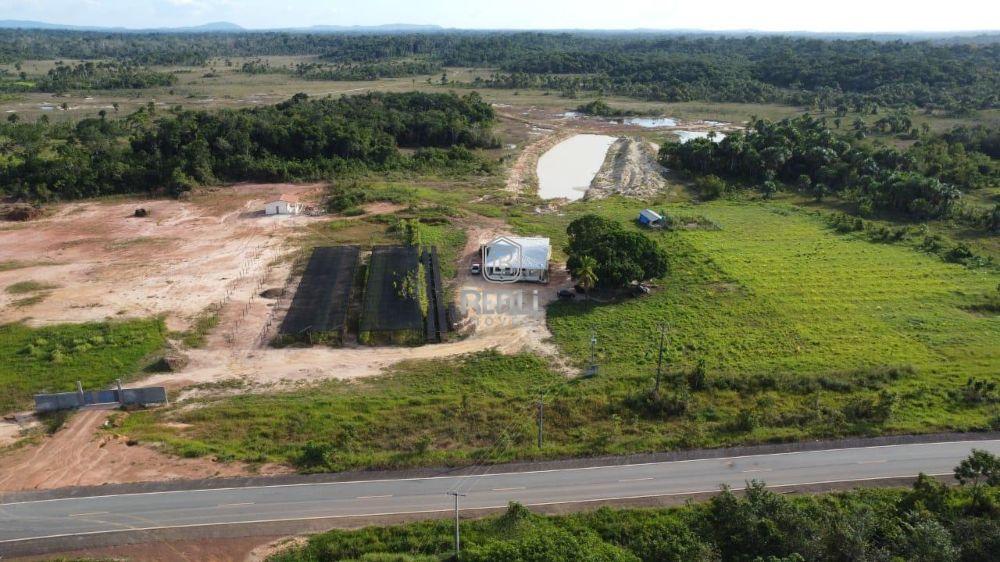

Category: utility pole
[537, 399, 544, 448]
[585, 330, 598, 377]
[653, 324, 666, 397]
[448, 491, 466, 559]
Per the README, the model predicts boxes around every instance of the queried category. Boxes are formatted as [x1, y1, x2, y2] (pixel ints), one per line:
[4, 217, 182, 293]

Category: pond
[620, 117, 678, 128]
[675, 131, 727, 143]
[537, 134, 617, 201]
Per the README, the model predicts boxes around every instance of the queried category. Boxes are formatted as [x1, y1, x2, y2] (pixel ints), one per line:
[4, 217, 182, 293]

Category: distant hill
[300, 24, 443, 32]
[0, 20, 441, 33]
[0, 20, 992, 41]
[0, 20, 115, 31]
[0, 20, 245, 32]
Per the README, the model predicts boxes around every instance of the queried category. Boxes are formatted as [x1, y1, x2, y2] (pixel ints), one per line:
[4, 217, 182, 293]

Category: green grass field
[0, 318, 167, 414]
[119, 351, 562, 469]
[119, 197, 999, 469]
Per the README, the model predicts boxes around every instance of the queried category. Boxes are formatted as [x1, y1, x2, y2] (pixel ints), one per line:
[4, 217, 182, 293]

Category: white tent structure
[481, 236, 551, 283]
[265, 194, 302, 216]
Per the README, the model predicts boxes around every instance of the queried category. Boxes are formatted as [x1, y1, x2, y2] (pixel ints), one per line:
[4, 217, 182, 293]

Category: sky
[1, 0, 998, 32]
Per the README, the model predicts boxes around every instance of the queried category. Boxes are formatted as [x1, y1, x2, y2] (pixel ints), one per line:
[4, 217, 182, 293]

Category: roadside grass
[0, 318, 167, 414]
[119, 351, 564, 469]
[268, 484, 999, 562]
[119, 197, 999, 469]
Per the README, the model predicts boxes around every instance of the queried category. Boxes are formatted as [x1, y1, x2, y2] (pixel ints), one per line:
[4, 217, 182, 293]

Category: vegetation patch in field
[177, 307, 221, 349]
[0, 318, 167, 414]
[5, 280, 59, 294]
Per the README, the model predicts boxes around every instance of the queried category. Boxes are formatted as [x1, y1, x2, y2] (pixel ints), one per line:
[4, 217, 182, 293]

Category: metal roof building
[481, 236, 551, 283]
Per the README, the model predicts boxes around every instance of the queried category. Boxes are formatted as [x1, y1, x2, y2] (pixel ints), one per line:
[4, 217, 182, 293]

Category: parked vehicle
[557, 288, 576, 299]
[470, 263, 481, 275]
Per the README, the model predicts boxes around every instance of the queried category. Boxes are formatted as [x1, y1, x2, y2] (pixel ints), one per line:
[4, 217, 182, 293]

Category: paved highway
[1, 439, 998, 548]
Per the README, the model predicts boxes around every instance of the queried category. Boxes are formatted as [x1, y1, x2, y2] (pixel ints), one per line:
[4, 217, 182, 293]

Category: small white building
[482, 236, 551, 283]
[638, 208, 664, 227]
[265, 194, 302, 216]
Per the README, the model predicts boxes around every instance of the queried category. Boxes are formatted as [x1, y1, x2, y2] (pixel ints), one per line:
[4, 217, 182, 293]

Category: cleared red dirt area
[0, 408, 289, 492]
[0, 182, 326, 330]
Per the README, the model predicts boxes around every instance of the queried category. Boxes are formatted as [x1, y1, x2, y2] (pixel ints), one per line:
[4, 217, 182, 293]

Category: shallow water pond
[675, 131, 727, 143]
[537, 134, 616, 201]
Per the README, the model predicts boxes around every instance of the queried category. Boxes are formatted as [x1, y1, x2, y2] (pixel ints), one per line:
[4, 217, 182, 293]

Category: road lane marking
[356, 495, 393, 499]
[217, 502, 255, 508]
[3, 472, 955, 545]
[69, 511, 108, 517]
[491, 487, 526, 492]
[742, 468, 772, 473]
[618, 477, 654, 482]
[4, 439, 996, 507]
[857, 459, 888, 464]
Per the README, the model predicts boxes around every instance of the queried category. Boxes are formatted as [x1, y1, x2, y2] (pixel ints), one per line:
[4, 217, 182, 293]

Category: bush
[694, 175, 728, 200]
[295, 441, 332, 469]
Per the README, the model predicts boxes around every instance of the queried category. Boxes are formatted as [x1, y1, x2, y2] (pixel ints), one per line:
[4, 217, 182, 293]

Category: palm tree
[574, 256, 598, 300]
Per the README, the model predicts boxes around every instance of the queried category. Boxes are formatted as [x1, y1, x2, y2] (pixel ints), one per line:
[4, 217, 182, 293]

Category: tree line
[0, 91, 497, 202]
[1, 31, 997, 110]
[659, 116, 999, 232]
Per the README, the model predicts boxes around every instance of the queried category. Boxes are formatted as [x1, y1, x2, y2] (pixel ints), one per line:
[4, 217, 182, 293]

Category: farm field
[116, 197, 1000, 469]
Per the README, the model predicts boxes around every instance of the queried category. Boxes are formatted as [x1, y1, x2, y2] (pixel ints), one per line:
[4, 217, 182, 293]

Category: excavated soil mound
[587, 137, 668, 200]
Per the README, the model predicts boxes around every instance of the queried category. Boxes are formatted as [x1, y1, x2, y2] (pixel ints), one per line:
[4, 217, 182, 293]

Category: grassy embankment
[118, 197, 999, 470]
[0, 318, 167, 414]
[269, 480, 999, 562]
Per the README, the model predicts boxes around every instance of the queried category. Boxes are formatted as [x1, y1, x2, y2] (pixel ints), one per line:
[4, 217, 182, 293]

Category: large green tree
[565, 215, 668, 290]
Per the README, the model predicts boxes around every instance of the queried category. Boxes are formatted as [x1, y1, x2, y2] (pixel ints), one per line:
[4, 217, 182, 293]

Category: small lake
[621, 117, 678, 128]
[675, 131, 727, 143]
[537, 134, 617, 201]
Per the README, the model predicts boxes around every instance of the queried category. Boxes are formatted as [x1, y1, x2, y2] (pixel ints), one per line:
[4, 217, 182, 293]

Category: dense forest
[271, 459, 1000, 561]
[0, 31, 997, 109]
[0, 91, 497, 201]
[659, 117, 1000, 233]
[0, 60, 178, 93]
[35, 61, 175, 92]
[238, 59, 443, 81]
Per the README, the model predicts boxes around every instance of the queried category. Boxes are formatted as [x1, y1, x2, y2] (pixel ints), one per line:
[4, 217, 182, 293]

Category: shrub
[694, 175, 728, 200]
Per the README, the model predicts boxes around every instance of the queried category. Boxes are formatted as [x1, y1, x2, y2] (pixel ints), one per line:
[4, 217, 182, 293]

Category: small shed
[638, 209, 663, 227]
[482, 236, 551, 283]
[265, 194, 302, 216]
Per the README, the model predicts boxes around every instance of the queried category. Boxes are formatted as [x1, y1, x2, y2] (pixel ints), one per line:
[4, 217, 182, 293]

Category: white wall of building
[265, 201, 299, 215]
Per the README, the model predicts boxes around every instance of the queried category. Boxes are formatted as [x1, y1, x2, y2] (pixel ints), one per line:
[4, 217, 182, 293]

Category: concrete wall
[35, 386, 167, 413]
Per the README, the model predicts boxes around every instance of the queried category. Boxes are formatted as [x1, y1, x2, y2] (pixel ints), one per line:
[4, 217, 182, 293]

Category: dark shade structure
[359, 245, 425, 346]
[279, 245, 359, 345]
